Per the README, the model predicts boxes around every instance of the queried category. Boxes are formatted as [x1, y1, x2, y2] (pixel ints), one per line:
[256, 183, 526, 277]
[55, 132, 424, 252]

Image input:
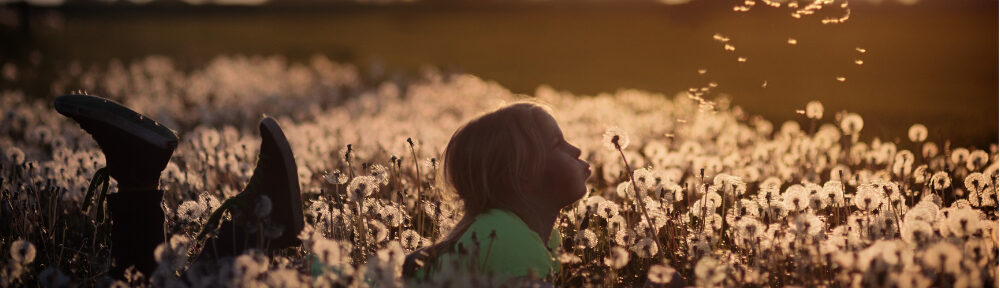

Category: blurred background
[0, 0, 996, 147]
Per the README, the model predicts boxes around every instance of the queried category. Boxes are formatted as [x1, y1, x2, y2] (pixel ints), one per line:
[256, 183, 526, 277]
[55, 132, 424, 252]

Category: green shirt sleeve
[454, 209, 561, 283]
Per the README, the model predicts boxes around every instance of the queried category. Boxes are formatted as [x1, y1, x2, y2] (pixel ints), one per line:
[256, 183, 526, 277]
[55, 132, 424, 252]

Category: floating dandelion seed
[761, 81, 768, 88]
[856, 47, 867, 53]
[787, 38, 798, 45]
[836, 76, 846, 82]
[795, 109, 806, 115]
[724, 44, 736, 51]
[854, 59, 864, 65]
[708, 82, 718, 88]
[737, 57, 747, 63]
[698, 69, 707, 75]
[821, 7, 851, 24]
[712, 34, 730, 42]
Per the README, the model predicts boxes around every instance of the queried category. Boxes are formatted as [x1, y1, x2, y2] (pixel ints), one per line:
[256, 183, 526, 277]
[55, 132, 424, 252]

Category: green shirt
[417, 209, 562, 285]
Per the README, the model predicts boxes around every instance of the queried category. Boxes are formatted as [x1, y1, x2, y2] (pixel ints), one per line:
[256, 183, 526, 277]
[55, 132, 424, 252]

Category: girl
[404, 102, 592, 286]
[59, 92, 590, 286]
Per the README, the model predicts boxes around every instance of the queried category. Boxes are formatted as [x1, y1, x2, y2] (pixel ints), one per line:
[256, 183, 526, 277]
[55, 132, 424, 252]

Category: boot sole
[54, 94, 178, 151]
[258, 117, 305, 245]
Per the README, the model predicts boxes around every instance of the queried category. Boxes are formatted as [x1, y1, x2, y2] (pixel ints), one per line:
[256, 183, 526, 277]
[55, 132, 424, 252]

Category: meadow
[0, 54, 997, 287]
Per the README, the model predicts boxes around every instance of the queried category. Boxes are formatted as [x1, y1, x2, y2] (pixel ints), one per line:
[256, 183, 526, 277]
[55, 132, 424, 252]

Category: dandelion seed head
[631, 237, 659, 258]
[10, 239, 36, 264]
[557, 252, 582, 264]
[695, 257, 728, 285]
[783, 185, 811, 212]
[616, 181, 636, 199]
[901, 220, 933, 246]
[930, 171, 951, 191]
[922, 242, 962, 272]
[946, 208, 980, 237]
[802, 101, 824, 120]
[576, 229, 598, 248]
[379, 205, 405, 227]
[840, 113, 864, 135]
[603, 126, 630, 151]
[324, 169, 349, 185]
[951, 148, 971, 166]
[607, 214, 627, 232]
[347, 176, 379, 201]
[615, 229, 638, 247]
[967, 150, 989, 170]
[178, 200, 207, 223]
[603, 246, 630, 269]
[964, 172, 988, 195]
[853, 184, 885, 213]
[596, 200, 620, 219]
[647, 264, 677, 284]
[5, 146, 25, 165]
[368, 164, 390, 186]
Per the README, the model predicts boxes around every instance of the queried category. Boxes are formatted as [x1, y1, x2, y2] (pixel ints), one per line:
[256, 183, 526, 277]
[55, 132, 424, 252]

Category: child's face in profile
[536, 112, 591, 208]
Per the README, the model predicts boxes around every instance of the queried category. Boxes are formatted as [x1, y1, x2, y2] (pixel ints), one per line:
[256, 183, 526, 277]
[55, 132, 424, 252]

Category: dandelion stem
[613, 140, 663, 258]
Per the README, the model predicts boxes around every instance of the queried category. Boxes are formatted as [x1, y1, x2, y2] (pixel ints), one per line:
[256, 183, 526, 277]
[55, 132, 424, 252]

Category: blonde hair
[425, 101, 554, 259]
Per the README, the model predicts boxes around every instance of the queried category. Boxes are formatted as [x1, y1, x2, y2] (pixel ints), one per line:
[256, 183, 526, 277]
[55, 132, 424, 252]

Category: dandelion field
[0, 52, 996, 287]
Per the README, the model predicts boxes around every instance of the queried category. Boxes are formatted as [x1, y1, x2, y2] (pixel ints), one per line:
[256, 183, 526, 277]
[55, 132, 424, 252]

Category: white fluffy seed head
[908, 124, 928, 142]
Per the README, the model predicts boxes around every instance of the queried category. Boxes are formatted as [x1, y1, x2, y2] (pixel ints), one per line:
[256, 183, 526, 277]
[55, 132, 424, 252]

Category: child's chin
[571, 187, 587, 201]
